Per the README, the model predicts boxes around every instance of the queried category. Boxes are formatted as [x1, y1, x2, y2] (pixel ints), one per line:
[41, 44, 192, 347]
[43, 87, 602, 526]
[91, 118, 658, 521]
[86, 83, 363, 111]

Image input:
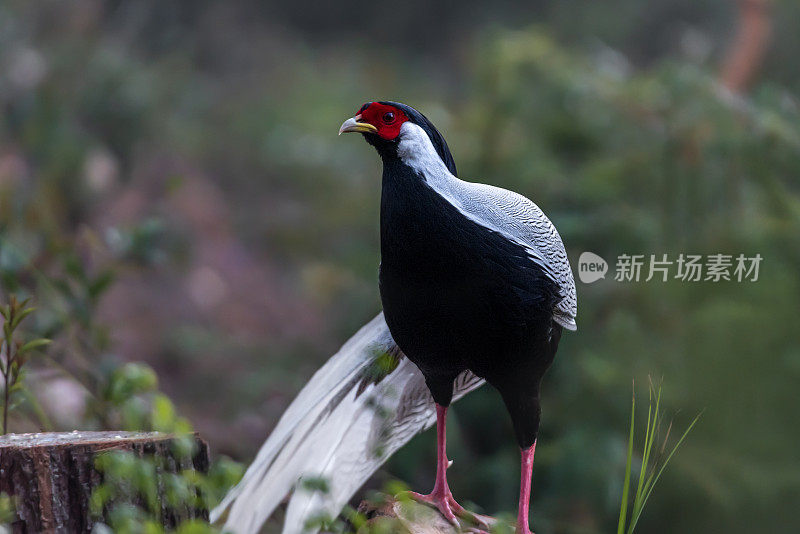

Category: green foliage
[1, 295, 51, 433]
[0, 493, 14, 525]
[89, 390, 243, 533]
[86, 357, 243, 532]
[617, 381, 700, 534]
[0, 132, 240, 531]
[0, 216, 173, 431]
[94, 362, 195, 434]
[90, 448, 242, 534]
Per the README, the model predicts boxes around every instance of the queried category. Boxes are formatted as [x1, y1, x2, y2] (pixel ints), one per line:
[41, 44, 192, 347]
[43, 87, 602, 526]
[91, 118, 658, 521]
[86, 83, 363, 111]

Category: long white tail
[211, 312, 483, 534]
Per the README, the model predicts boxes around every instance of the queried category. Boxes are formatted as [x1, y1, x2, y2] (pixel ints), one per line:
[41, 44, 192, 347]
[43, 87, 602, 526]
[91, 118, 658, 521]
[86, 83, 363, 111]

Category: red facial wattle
[356, 102, 409, 140]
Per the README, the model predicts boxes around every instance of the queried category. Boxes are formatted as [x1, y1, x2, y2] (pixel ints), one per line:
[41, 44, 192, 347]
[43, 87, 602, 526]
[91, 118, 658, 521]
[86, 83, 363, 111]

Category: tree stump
[0, 431, 209, 533]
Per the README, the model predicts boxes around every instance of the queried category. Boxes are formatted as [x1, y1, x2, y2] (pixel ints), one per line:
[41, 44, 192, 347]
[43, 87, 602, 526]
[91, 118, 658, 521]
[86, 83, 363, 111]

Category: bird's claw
[406, 490, 461, 527]
[405, 490, 493, 531]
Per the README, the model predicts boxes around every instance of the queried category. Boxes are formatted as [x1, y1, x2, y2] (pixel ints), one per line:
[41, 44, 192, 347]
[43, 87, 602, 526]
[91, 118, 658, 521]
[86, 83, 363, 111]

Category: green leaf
[151, 393, 177, 432]
[300, 476, 331, 494]
[628, 411, 703, 531]
[63, 254, 87, 282]
[88, 271, 115, 301]
[617, 384, 635, 534]
[19, 338, 51, 354]
[629, 384, 662, 532]
[50, 278, 74, 299]
[10, 307, 35, 329]
[90, 484, 112, 516]
[618, 379, 702, 534]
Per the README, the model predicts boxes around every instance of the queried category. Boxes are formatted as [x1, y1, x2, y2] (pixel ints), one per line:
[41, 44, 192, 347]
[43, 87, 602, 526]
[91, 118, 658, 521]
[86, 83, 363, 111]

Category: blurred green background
[1, 1, 799, 532]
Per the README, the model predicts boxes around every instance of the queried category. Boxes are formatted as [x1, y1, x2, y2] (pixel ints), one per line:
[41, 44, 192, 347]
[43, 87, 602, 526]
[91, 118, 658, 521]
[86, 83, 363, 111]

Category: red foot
[406, 490, 460, 526]
[408, 405, 495, 532]
[405, 490, 492, 531]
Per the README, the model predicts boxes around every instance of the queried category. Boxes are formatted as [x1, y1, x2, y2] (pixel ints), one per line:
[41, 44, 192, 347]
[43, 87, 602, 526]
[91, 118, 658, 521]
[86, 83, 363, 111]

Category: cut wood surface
[0, 431, 209, 533]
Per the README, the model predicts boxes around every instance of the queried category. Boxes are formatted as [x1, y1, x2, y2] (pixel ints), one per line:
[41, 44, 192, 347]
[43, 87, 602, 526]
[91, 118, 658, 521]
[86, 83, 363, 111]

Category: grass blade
[628, 384, 662, 533]
[617, 383, 636, 534]
[628, 411, 703, 531]
[618, 380, 700, 534]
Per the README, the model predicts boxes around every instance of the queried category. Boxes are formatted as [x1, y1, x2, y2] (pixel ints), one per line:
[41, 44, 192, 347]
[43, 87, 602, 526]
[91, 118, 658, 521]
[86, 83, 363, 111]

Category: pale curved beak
[338, 115, 378, 135]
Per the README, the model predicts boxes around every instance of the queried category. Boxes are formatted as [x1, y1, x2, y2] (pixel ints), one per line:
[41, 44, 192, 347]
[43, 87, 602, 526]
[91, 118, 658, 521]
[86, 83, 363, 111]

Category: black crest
[380, 101, 458, 177]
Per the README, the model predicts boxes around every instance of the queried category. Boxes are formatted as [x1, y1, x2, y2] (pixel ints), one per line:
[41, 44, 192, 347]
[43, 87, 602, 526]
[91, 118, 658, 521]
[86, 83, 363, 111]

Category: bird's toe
[405, 491, 461, 527]
[447, 496, 494, 529]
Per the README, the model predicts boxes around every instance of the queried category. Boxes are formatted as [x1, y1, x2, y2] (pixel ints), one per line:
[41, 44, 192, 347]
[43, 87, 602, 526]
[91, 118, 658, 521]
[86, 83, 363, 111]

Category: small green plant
[0, 492, 15, 525]
[0, 295, 51, 434]
[617, 380, 701, 534]
[91, 448, 243, 534]
[89, 381, 243, 534]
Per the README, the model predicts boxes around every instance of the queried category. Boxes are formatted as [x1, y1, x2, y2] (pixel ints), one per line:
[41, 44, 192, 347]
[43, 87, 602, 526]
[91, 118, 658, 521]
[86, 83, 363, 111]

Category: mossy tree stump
[0, 431, 209, 533]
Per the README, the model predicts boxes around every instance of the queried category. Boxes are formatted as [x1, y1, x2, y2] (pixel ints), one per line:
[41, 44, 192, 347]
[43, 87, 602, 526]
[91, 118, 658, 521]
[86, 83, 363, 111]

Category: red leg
[407, 404, 492, 529]
[407, 404, 460, 525]
[516, 441, 536, 534]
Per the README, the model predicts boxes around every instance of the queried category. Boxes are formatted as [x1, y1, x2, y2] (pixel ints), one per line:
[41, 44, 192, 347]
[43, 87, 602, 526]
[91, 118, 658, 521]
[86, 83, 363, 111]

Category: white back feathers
[397, 122, 577, 330]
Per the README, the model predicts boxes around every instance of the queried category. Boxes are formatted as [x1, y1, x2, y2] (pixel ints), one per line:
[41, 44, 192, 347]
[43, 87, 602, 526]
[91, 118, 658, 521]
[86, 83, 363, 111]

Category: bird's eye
[382, 112, 395, 124]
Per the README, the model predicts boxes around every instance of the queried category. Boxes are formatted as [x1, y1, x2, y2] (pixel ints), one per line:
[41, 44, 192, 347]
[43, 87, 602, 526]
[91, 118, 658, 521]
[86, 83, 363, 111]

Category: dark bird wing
[434, 179, 578, 330]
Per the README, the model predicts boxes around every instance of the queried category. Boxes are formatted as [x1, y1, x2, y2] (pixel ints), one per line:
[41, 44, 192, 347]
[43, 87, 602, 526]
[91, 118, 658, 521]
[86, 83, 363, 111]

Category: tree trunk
[0, 431, 209, 533]
[720, 0, 772, 93]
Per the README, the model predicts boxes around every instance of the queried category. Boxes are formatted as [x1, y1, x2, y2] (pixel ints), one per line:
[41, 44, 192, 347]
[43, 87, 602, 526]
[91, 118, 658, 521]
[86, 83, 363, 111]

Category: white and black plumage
[391, 115, 576, 331]
[213, 102, 576, 534]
